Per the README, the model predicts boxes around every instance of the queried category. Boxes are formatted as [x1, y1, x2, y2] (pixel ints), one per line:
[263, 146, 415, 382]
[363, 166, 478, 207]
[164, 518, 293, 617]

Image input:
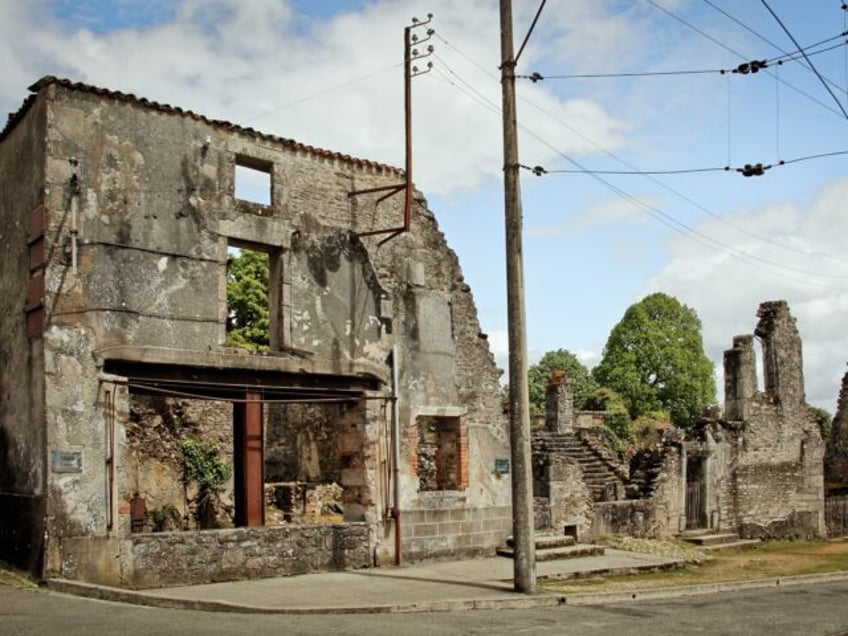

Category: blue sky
[2, 0, 846, 412]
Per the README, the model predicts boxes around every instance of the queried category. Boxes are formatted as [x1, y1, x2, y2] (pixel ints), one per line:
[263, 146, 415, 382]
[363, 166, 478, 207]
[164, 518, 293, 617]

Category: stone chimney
[545, 370, 574, 433]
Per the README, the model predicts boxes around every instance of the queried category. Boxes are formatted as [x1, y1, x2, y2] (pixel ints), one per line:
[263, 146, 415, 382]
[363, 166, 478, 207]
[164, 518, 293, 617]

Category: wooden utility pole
[499, 0, 536, 594]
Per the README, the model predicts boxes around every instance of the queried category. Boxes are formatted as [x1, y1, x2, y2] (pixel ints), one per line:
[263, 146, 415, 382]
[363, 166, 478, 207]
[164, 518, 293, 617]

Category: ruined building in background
[825, 370, 848, 491]
[534, 300, 825, 541]
[0, 77, 511, 587]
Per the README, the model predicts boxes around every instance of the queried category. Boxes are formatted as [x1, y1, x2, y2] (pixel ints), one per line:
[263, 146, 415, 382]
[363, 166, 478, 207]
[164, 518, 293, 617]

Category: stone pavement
[47, 548, 682, 613]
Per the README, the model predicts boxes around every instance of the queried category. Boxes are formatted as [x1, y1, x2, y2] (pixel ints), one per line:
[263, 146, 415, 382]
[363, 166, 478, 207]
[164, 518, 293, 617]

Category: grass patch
[541, 539, 848, 595]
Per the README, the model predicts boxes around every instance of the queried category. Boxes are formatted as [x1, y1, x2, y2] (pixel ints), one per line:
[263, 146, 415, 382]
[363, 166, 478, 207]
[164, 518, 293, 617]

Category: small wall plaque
[51, 450, 83, 473]
[494, 458, 510, 475]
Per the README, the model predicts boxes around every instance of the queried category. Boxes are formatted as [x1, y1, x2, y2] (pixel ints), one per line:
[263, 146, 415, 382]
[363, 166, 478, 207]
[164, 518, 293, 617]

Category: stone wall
[706, 301, 825, 538]
[0, 77, 511, 579]
[400, 505, 511, 562]
[0, 89, 48, 575]
[60, 522, 371, 588]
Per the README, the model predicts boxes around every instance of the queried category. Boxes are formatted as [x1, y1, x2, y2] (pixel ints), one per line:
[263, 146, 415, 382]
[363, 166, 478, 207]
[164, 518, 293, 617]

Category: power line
[521, 149, 848, 176]
[241, 63, 402, 124]
[514, 0, 547, 65]
[760, 0, 848, 118]
[646, 0, 848, 119]
[515, 34, 847, 82]
[704, 0, 847, 91]
[431, 29, 848, 269]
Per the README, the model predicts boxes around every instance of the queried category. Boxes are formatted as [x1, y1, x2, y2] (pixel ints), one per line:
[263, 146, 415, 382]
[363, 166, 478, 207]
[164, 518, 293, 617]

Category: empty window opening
[234, 156, 272, 206]
[226, 246, 271, 351]
[416, 416, 467, 492]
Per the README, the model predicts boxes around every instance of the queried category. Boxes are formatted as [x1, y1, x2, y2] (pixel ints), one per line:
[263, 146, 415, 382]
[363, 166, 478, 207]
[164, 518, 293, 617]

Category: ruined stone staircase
[533, 430, 629, 502]
[497, 533, 605, 562]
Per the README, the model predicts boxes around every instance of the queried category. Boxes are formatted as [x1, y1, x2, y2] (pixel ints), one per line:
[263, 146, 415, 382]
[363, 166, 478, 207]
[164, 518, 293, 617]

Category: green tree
[593, 292, 716, 428]
[528, 349, 597, 416]
[226, 249, 270, 350]
[584, 386, 633, 448]
[810, 406, 833, 438]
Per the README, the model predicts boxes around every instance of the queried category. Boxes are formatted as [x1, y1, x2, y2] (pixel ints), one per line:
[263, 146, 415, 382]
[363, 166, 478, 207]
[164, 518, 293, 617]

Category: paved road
[2, 581, 848, 635]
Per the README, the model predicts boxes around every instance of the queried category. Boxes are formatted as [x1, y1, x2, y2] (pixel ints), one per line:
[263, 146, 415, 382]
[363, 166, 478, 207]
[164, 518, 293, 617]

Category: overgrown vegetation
[180, 438, 232, 529]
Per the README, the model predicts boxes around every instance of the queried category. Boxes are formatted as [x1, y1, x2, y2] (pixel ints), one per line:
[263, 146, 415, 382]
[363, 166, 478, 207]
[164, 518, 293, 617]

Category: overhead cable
[432, 30, 848, 269]
[520, 150, 848, 177]
[646, 0, 847, 119]
[760, 0, 848, 118]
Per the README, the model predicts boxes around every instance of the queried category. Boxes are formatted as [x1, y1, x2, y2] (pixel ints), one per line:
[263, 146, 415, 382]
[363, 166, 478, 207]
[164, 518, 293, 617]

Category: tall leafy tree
[528, 349, 597, 416]
[593, 292, 716, 428]
[226, 249, 270, 351]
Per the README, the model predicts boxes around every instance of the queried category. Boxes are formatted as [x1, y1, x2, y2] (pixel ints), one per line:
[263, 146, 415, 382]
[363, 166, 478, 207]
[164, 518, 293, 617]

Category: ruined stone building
[824, 369, 848, 536]
[0, 77, 511, 587]
[534, 301, 825, 541]
[825, 370, 848, 491]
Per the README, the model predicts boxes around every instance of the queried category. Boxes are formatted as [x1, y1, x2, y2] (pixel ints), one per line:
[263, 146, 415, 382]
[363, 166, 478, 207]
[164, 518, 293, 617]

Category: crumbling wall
[121, 396, 234, 532]
[0, 94, 48, 575]
[711, 301, 825, 538]
[1, 77, 511, 580]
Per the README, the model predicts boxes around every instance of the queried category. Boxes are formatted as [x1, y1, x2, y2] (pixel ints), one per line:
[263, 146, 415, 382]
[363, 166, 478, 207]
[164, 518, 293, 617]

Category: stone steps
[498, 534, 605, 561]
[533, 431, 626, 502]
[681, 532, 761, 550]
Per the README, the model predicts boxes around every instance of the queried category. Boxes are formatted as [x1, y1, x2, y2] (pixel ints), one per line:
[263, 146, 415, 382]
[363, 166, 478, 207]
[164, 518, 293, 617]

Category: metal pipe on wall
[391, 345, 402, 565]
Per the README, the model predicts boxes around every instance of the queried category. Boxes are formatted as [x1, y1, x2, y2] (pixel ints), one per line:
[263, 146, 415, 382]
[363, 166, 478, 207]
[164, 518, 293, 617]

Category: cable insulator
[734, 60, 768, 74]
[530, 72, 543, 82]
[737, 163, 768, 177]
[532, 165, 547, 176]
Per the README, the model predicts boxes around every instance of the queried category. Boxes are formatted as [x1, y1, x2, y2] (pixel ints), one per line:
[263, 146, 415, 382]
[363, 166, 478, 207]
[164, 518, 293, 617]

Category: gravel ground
[602, 535, 713, 564]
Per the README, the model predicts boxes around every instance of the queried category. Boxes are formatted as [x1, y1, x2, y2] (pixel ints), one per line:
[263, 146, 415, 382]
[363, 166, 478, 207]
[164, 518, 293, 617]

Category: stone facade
[0, 77, 510, 584]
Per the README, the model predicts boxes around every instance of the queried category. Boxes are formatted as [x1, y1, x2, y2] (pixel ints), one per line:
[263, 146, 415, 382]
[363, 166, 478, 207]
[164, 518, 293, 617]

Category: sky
[1, 0, 846, 413]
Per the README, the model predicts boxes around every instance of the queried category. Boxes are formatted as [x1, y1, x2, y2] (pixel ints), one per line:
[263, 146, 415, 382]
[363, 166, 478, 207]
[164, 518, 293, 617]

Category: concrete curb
[562, 570, 848, 606]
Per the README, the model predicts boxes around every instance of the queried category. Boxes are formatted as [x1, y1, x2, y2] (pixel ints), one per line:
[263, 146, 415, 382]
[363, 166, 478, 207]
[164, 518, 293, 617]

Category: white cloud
[0, 0, 629, 198]
[648, 179, 848, 413]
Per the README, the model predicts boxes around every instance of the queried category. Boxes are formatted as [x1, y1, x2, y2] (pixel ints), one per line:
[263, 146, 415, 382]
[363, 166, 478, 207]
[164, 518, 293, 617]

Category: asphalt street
[2, 580, 848, 636]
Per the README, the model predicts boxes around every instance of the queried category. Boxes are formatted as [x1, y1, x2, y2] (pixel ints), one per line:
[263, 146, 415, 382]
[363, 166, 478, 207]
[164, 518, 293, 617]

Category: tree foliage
[584, 386, 633, 448]
[226, 249, 270, 351]
[528, 349, 597, 416]
[810, 406, 833, 439]
[592, 292, 716, 428]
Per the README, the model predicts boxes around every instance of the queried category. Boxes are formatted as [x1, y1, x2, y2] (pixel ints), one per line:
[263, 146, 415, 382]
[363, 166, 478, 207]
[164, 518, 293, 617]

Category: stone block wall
[401, 505, 511, 562]
[60, 523, 371, 588]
